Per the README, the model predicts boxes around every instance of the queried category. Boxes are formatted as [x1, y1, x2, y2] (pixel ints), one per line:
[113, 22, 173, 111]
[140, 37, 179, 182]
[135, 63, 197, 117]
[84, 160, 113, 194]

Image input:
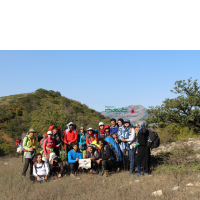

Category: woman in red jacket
[86, 128, 97, 146]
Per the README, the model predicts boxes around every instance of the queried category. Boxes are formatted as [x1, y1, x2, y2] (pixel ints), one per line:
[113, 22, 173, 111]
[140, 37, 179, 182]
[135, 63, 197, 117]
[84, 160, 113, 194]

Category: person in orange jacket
[86, 127, 97, 146]
[64, 122, 77, 153]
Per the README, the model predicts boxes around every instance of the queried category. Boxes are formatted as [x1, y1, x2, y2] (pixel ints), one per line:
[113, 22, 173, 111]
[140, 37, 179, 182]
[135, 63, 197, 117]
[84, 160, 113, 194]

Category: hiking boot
[143, 173, 148, 176]
[103, 171, 109, 177]
[135, 173, 141, 178]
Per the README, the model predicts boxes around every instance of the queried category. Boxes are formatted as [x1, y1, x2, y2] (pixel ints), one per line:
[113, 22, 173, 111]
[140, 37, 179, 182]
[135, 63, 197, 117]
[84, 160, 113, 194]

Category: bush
[0, 138, 14, 156]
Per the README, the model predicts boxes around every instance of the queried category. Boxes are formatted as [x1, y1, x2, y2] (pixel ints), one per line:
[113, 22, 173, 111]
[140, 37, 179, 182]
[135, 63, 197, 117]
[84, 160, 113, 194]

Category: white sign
[79, 158, 91, 169]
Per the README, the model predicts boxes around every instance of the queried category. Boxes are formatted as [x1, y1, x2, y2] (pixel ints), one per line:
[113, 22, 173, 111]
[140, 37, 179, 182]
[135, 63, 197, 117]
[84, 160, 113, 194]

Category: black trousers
[22, 158, 33, 176]
[101, 160, 114, 171]
[69, 162, 78, 174]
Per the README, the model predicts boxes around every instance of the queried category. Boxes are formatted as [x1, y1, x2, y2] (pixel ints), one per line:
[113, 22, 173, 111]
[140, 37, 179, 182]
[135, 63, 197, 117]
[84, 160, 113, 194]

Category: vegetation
[0, 89, 110, 155]
[147, 78, 200, 142]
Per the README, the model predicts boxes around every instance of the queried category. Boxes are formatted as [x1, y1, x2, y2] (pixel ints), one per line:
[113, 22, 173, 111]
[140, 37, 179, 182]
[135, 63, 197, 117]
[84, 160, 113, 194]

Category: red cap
[48, 125, 55, 131]
[104, 125, 110, 129]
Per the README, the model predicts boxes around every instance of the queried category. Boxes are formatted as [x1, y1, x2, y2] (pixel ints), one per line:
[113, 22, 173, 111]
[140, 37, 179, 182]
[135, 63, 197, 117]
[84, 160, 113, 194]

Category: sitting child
[32, 153, 49, 182]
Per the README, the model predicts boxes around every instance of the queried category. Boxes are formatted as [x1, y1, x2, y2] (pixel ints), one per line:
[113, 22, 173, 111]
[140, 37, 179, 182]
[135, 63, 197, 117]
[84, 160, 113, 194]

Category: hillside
[0, 89, 111, 155]
[101, 104, 148, 124]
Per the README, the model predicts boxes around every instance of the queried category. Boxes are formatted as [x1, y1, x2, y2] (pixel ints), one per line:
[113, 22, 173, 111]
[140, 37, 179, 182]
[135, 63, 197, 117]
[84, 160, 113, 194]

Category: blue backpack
[104, 136, 123, 162]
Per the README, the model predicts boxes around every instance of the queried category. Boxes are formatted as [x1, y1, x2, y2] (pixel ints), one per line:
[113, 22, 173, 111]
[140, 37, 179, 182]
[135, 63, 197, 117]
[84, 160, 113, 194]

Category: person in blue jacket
[68, 143, 83, 177]
[117, 118, 125, 151]
[78, 127, 87, 158]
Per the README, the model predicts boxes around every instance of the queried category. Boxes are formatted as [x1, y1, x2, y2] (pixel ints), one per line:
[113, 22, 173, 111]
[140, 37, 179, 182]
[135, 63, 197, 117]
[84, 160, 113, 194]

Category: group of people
[21, 118, 151, 182]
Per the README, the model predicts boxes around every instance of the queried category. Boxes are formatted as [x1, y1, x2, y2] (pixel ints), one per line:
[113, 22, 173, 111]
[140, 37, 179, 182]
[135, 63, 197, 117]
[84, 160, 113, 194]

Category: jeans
[128, 146, 137, 173]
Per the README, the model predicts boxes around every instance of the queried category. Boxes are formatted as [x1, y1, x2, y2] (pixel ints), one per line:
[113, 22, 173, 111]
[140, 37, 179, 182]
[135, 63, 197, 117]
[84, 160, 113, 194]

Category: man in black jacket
[96, 138, 113, 177]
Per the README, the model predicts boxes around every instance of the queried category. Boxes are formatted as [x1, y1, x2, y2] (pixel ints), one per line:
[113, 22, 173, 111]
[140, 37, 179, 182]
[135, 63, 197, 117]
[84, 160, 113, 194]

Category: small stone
[102, 180, 105, 182]
[172, 186, 180, 191]
[190, 191, 194, 195]
[186, 183, 194, 187]
[195, 182, 200, 187]
[171, 142, 176, 146]
[135, 180, 140, 182]
[77, 178, 80, 180]
[4, 163, 8, 165]
[129, 181, 132, 184]
[152, 190, 163, 197]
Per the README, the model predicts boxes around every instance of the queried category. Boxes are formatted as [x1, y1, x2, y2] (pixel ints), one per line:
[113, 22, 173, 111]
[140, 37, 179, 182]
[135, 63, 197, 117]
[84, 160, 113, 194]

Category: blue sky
[0, 51, 200, 112]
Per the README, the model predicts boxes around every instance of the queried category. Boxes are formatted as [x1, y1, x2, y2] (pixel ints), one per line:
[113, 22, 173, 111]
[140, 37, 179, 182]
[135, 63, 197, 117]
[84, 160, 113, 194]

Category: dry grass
[1, 157, 200, 200]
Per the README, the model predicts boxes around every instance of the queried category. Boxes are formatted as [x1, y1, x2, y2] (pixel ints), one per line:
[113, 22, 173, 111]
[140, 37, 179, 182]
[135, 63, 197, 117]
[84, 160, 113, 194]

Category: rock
[190, 191, 194, 195]
[77, 178, 81, 180]
[152, 190, 163, 197]
[195, 182, 200, 187]
[171, 142, 176, 146]
[129, 181, 132, 184]
[172, 186, 180, 191]
[4, 163, 8, 165]
[196, 154, 200, 159]
[135, 180, 140, 182]
[186, 183, 194, 187]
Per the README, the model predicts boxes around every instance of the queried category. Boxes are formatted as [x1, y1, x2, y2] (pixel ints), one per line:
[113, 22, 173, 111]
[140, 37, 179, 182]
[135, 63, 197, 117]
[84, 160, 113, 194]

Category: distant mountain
[101, 104, 148, 124]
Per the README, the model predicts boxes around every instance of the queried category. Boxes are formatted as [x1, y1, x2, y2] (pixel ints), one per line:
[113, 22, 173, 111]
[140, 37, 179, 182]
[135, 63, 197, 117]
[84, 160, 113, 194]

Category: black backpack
[147, 130, 160, 149]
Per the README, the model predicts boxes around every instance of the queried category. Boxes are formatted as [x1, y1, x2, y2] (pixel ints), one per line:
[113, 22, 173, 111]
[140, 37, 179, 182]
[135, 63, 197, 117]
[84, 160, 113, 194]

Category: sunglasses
[69, 125, 73, 126]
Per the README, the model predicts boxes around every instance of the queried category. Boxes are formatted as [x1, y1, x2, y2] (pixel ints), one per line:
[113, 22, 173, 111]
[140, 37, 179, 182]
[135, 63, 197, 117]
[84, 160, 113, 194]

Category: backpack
[33, 160, 46, 175]
[20, 133, 28, 146]
[147, 130, 160, 149]
[40, 135, 48, 149]
[104, 136, 123, 162]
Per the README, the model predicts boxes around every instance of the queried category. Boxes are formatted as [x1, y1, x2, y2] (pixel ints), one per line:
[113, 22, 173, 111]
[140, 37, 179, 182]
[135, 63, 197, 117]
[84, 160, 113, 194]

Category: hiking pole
[22, 150, 23, 163]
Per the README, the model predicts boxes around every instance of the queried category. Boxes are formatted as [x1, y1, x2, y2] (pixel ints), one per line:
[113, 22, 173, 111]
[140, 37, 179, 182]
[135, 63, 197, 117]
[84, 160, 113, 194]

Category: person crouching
[31, 153, 49, 183]
[86, 145, 100, 174]
[96, 138, 113, 177]
[68, 143, 83, 177]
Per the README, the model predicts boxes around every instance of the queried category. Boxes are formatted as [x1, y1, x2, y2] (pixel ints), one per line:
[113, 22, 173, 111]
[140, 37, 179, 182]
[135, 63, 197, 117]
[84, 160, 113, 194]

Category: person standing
[52, 126, 64, 157]
[64, 122, 78, 154]
[86, 128, 97, 146]
[78, 127, 87, 158]
[43, 131, 60, 162]
[135, 123, 150, 177]
[22, 128, 36, 177]
[110, 118, 118, 139]
[98, 122, 105, 138]
[121, 119, 137, 174]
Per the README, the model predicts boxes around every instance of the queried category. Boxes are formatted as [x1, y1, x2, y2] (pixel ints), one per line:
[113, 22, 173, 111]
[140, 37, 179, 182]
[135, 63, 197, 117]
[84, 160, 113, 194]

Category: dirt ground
[1, 156, 200, 200]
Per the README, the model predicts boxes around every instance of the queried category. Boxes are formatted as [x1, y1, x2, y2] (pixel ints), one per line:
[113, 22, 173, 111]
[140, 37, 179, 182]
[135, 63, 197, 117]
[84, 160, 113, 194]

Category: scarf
[88, 131, 95, 137]
[29, 134, 35, 147]
[124, 126, 131, 149]
[99, 126, 105, 134]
